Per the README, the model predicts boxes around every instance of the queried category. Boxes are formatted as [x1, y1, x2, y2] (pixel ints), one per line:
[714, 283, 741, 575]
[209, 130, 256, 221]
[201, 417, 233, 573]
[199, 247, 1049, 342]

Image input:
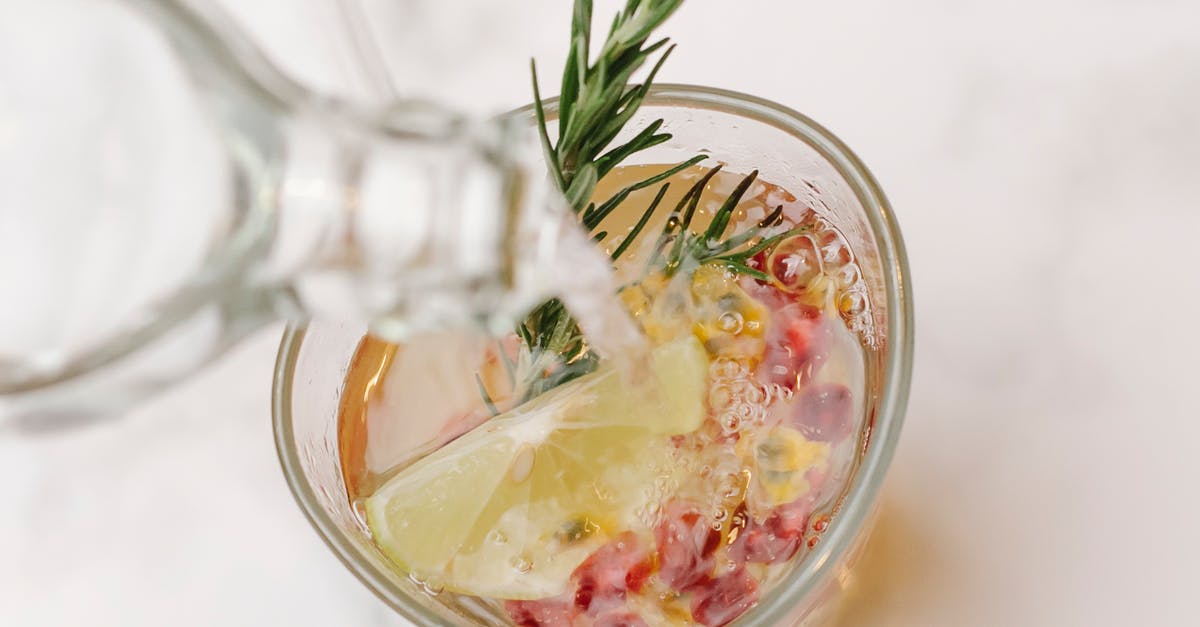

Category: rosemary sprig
[532, 0, 686, 213]
[487, 0, 804, 408]
[508, 0, 688, 404]
[653, 168, 810, 280]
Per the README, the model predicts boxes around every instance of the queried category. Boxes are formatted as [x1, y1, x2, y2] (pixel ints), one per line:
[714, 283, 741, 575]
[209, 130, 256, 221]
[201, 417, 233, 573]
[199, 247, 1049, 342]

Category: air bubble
[818, 231, 852, 266]
[718, 311, 744, 333]
[709, 385, 734, 411]
[510, 554, 534, 574]
[774, 384, 794, 401]
[835, 264, 860, 288]
[743, 383, 767, 405]
[767, 234, 823, 292]
[838, 290, 867, 316]
[711, 359, 743, 380]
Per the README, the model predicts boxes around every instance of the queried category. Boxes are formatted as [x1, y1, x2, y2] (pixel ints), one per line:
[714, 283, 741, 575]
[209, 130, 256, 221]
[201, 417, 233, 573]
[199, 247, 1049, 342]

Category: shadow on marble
[835, 498, 946, 626]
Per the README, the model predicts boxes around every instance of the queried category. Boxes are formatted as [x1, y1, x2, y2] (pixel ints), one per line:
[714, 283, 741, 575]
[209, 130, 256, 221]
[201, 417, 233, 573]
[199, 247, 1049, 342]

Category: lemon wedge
[364, 336, 709, 600]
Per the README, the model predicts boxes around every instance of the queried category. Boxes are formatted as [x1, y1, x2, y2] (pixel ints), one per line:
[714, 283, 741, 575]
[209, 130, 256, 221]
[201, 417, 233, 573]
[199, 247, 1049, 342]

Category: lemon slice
[364, 337, 709, 600]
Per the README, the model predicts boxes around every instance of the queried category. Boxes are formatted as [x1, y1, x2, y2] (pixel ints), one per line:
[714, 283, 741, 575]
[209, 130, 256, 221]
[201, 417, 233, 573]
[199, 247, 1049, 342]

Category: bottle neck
[258, 103, 562, 341]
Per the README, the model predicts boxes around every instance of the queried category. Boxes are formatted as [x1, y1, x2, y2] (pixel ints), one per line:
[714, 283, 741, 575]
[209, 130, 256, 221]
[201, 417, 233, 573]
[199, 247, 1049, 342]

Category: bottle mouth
[272, 83, 913, 627]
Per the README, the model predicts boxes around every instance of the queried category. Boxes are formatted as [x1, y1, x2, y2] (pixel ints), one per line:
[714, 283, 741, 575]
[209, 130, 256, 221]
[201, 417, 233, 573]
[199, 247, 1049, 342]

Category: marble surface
[4, 0, 1200, 625]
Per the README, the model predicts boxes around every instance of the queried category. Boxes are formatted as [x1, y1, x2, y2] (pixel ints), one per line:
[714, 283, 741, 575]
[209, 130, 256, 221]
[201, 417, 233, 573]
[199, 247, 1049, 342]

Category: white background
[3, 0, 1199, 625]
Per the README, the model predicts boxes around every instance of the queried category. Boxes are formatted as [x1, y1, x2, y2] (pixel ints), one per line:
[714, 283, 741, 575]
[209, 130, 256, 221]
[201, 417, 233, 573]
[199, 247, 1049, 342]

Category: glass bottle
[0, 0, 585, 428]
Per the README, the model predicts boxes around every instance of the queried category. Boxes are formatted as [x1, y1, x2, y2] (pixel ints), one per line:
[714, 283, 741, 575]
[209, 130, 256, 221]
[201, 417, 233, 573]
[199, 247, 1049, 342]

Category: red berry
[573, 531, 652, 616]
[591, 610, 650, 627]
[728, 501, 810, 565]
[688, 567, 760, 626]
[773, 499, 812, 537]
[655, 501, 721, 591]
[792, 382, 854, 442]
[504, 595, 575, 627]
[758, 303, 831, 390]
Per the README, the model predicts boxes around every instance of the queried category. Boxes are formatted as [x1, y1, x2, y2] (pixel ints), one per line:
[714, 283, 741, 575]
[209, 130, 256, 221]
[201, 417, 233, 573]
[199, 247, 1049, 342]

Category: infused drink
[336, 163, 878, 626]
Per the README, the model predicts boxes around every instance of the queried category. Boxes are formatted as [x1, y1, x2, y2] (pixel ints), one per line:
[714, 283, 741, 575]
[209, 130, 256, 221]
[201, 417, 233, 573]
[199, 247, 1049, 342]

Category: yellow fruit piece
[744, 427, 830, 506]
[365, 337, 710, 600]
[621, 272, 695, 344]
[690, 265, 770, 361]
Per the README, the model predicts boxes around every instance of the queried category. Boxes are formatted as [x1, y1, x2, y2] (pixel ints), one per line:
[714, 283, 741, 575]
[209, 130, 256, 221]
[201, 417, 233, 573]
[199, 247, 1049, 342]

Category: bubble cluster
[765, 211, 877, 346]
[707, 359, 773, 435]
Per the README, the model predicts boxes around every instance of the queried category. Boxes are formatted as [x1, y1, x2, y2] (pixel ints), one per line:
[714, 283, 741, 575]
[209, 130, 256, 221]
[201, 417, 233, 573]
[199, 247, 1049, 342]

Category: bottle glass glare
[0, 0, 583, 427]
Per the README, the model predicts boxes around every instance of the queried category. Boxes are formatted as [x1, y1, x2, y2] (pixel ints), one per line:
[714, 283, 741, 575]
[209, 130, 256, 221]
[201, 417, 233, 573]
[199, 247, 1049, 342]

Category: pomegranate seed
[688, 567, 760, 626]
[758, 303, 830, 390]
[729, 500, 811, 565]
[591, 610, 650, 627]
[573, 531, 653, 615]
[504, 595, 576, 627]
[793, 382, 854, 442]
[655, 500, 720, 590]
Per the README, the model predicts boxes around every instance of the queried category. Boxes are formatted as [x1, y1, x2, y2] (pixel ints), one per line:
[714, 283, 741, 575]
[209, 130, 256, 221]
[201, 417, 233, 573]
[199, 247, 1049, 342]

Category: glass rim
[272, 82, 914, 626]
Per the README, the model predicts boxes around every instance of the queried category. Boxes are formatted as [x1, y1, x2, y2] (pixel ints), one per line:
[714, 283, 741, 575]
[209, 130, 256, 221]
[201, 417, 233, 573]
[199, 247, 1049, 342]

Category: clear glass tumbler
[272, 84, 913, 626]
